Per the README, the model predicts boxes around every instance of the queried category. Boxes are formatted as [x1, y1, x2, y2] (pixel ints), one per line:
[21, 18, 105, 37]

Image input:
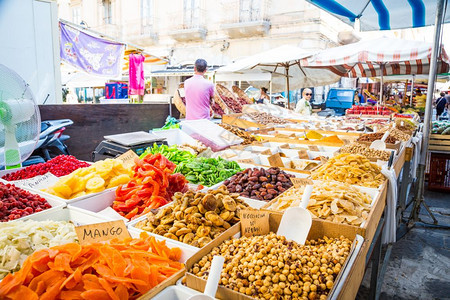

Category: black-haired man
[184, 59, 214, 120]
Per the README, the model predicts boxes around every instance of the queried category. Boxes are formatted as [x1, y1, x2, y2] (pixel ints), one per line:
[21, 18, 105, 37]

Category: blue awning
[307, 0, 450, 31]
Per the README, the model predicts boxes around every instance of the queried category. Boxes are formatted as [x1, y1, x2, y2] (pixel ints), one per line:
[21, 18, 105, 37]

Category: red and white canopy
[301, 37, 450, 78]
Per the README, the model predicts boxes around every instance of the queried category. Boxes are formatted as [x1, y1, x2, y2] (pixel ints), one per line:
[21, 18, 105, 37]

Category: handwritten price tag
[268, 153, 284, 167]
[342, 139, 352, 145]
[237, 158, 255, 164]
[308, 145, 320, 151]
[117, 150, 139, 168]
[261, 149, 272, 155]
[290, 177, 314, 188]
[75, 220, 131, 245]
[279, 144, 290, 149]
[13, 172, 59, 190]
[240, 209, 270, 237]
[298, 149, 309, 159]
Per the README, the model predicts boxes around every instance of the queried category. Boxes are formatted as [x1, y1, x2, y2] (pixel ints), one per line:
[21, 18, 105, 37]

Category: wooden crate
[429, 134, 450, 153]
[185, 216, 365, 300]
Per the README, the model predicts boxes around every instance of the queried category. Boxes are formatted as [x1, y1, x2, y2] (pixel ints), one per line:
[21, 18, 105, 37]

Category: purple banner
[60, 22, 125, 78]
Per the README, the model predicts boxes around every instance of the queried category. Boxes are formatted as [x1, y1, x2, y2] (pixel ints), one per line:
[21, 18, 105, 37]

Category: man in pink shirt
[184, 59, 214, 120]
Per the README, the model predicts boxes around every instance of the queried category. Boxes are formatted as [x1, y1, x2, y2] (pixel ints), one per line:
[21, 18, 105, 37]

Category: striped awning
[301, 37, 450, 78]
[306, 0, 450, 31]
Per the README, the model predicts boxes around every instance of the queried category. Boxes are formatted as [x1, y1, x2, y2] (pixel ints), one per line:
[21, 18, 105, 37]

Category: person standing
[436, 92, 447, 119]
[257, 87, 270, 104]
[294, 88, 313, 116]
[414, 88, 427, 108]
[184, 59, 214, 120]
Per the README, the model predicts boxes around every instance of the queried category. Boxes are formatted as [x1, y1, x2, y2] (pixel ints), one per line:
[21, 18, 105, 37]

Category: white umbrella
[216, 45, 341, 108]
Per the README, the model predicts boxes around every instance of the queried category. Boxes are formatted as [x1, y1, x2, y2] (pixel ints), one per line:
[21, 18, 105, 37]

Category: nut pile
[219, 123, 257, 145]
[395, 118, 416, 130]
[190, 233, 352, 300]
[311, 153, 385, 188]
[356, 132, 398, 144]
[244, 112, 288, 125]
[135, 185, 248, 247]
[224, 167, 294, 201]
[340, 142, 391, 161]
[379, 127, 410, 141]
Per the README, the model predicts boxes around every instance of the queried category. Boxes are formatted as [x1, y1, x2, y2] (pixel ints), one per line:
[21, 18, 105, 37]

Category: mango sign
[75, 220, 131, 245]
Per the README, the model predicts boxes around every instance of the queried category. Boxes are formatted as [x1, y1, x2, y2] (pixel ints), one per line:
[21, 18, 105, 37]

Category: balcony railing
[220, 0, 270, 37]
[167, 9, 207, 42]
[122, 19, 158, 44]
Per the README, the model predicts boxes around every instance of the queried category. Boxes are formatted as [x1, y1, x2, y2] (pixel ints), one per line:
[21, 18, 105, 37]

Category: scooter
[23, 119, 73, 166]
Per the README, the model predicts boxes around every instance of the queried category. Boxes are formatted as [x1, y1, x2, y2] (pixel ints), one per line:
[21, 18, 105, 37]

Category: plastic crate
[428, 152, 450, 192]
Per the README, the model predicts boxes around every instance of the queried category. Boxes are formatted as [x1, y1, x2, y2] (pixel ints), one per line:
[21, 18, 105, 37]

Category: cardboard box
[185, 214, 365, 300]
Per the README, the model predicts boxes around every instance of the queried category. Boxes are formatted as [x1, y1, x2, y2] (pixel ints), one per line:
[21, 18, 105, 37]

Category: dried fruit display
[340, 143, 391, 161]
[232, 86, 253, 105]
[174, 157, 242, 187]
[224, 167, 294, 201]
[211, 101, 225, 116]
[0, 220, 77, 279]
[219, 123, 257, 145]
[216, 84, 243, 113]
[136, 185, 249, 247]
[244, 112, 288, 125]
[311, 153, 385, 188]
[356, 132, 398, 144]
[378, 127, 411, 141]
[2, 155, 90, 181]
[0, 182, 52, 221]
[266, 181, 372, 226]
[0, 233, 183, 299]
[42, 159, 131, 199]
[114, 154, 188, 219]
[190, 233, 352, 300]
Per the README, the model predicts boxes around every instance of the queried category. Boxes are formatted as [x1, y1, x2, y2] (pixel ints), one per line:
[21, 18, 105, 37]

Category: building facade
[58, 0, 353, 64]
[57, 0, 355, 100]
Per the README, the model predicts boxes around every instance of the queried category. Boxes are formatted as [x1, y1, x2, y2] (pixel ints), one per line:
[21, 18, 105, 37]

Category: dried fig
[205, 211, 224, 226]
[223, 196, 237, 211]
[202, 194, 220, 211]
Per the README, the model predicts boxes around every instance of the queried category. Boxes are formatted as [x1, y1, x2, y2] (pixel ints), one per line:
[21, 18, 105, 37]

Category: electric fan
[0, 64, 41, 169]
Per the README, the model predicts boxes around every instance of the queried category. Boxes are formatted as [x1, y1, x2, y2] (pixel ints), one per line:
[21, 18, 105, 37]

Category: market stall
[0, 102, 422, 299]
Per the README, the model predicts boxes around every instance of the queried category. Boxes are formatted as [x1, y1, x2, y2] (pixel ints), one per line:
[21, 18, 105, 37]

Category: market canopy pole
[285, 65, 290, 109]
[410, 74, 415, 106]
[409, 0, 446, 226]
